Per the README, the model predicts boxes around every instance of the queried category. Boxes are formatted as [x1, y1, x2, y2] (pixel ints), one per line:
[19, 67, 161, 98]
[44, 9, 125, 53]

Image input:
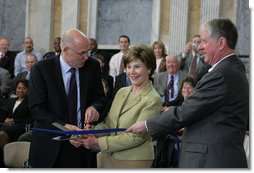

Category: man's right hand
[184, 41, 192, 54]
[126, 121, 148, 134]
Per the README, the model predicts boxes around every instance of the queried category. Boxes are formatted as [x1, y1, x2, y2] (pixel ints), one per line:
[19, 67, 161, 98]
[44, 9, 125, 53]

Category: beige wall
[187, 0, 201, 42]
[220, 0, 238, 23]
[79, 0, 88, 35]
[52, 0, 62, 51]
[160, 0, 170, 49]
[52, 0, 88, 51]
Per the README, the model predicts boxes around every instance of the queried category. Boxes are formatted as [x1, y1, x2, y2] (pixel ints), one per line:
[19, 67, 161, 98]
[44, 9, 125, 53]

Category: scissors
[49, 123, 126, 141]
[51, 123, 85, 141]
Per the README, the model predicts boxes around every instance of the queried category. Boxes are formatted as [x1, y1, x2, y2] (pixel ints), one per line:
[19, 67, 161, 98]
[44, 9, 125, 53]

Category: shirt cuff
[181, 52, 186, 58]
[145, 120, 149, 132]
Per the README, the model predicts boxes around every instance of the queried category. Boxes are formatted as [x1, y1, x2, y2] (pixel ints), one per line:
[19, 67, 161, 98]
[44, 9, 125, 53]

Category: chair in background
[3, 141, 30, 168]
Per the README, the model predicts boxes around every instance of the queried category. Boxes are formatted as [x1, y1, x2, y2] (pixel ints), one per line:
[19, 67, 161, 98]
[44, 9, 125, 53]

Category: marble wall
[236, 0, 250, 56]
[0, 0, 26, 51]
[96, 0, 153, 45]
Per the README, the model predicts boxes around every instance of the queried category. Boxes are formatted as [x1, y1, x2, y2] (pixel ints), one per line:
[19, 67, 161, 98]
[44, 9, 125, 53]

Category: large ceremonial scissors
[37, 123, 126, 141]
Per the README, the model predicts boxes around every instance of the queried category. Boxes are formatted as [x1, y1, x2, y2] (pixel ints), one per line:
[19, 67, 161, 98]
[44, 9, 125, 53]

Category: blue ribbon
[32, 127, 126, 135]
[0, 122, 126, 135]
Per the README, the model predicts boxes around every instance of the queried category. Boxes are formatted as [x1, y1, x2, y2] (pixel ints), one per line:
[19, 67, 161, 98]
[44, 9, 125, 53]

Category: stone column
[168, 0, 189, 54]
[151, 0, 161, 43]
[26, 0, 53, 55]
[61, 0, 80, 35]
[200, 0, 220, 25]
[87, 0, 98, 38]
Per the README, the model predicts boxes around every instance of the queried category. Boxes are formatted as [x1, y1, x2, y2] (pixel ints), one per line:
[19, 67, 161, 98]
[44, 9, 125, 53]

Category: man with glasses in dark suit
[28, 29, 106, 168]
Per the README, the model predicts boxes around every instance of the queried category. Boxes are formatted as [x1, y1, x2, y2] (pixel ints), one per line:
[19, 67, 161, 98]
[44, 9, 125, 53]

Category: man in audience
[28, 28, 106, 168]
[127, 18, 249, 168]
[109, 35, 130, 80]
[153, 54, 187, 112]
[43, 37, 61, 59]
[7, 53, 37, 97]
[0, 37, 17, 78]
[179, 34, 210, 81]
[88, 38, 98, 58]
[14, 37, 42, 76]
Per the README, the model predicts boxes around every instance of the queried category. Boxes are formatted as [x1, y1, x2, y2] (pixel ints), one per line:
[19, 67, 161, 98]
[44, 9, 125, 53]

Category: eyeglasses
[68, 47, 88, 57]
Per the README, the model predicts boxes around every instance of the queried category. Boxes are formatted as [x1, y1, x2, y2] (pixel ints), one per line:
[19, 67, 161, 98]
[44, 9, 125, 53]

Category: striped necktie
[163, 75, 174, 106]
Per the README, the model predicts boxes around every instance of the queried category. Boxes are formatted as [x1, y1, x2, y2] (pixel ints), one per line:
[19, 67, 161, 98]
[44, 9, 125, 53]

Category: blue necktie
[68, 68, 77, 125]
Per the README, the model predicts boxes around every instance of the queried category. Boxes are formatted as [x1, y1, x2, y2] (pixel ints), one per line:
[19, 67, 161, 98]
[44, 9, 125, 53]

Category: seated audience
[0, 79, 31, 166]
[7, 53, 37, 98]
[14, 37, 42, 76]
[43, 37, 61, 59]
[0, 37, 17, 78]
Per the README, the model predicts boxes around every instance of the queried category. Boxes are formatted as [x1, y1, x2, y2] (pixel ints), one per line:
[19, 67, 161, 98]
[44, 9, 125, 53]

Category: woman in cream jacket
[81, 45, 162, 168]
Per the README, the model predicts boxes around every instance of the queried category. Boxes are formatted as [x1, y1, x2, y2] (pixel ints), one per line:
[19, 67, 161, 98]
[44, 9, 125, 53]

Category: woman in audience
[153, 76, 197, 168]
[180, 76, 197, 101]
[0, 79, 31, 148]
[152, 41, 167, 74]
[75, 45, 162, 168]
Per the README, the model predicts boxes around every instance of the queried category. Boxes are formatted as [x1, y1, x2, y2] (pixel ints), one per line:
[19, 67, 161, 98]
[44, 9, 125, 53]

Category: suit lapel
[12, 97, 27, 115]
[120, 92, 141, 114]
[158, 72, 168, 95]
[120, 82, 153, 114]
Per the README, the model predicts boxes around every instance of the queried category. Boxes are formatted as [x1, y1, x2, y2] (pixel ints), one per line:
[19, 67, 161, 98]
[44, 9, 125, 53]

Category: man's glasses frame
[68, 47, 88, 57]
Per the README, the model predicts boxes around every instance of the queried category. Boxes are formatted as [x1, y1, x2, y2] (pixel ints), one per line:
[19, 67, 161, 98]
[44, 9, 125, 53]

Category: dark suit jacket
[147, 55, 249, 168]
[101, 72, 113, 99]
[43, 51, 61, 59]
[113, 72, 129, 98]
[28, 55, 106, 167]
[4, 96, 31, 124]
[0, 51, 17, 78]
[179, 52, 210, 81]
[0, 97, 8, 123]
[1, 96, 32, 141]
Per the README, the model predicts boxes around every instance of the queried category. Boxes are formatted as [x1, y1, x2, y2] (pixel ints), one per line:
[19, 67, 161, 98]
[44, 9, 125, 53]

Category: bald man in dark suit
[28, 29, 106, 168]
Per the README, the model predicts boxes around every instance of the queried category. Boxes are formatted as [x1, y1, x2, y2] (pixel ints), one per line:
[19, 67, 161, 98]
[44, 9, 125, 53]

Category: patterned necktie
[163, 75, 174, 106]
[189, 54, 197, 76]
[68, 68, 77, 125]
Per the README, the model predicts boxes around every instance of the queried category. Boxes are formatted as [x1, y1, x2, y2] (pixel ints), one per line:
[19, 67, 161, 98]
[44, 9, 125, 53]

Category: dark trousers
[152, 136, 179, 168]
[54, 142, 94, 168]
